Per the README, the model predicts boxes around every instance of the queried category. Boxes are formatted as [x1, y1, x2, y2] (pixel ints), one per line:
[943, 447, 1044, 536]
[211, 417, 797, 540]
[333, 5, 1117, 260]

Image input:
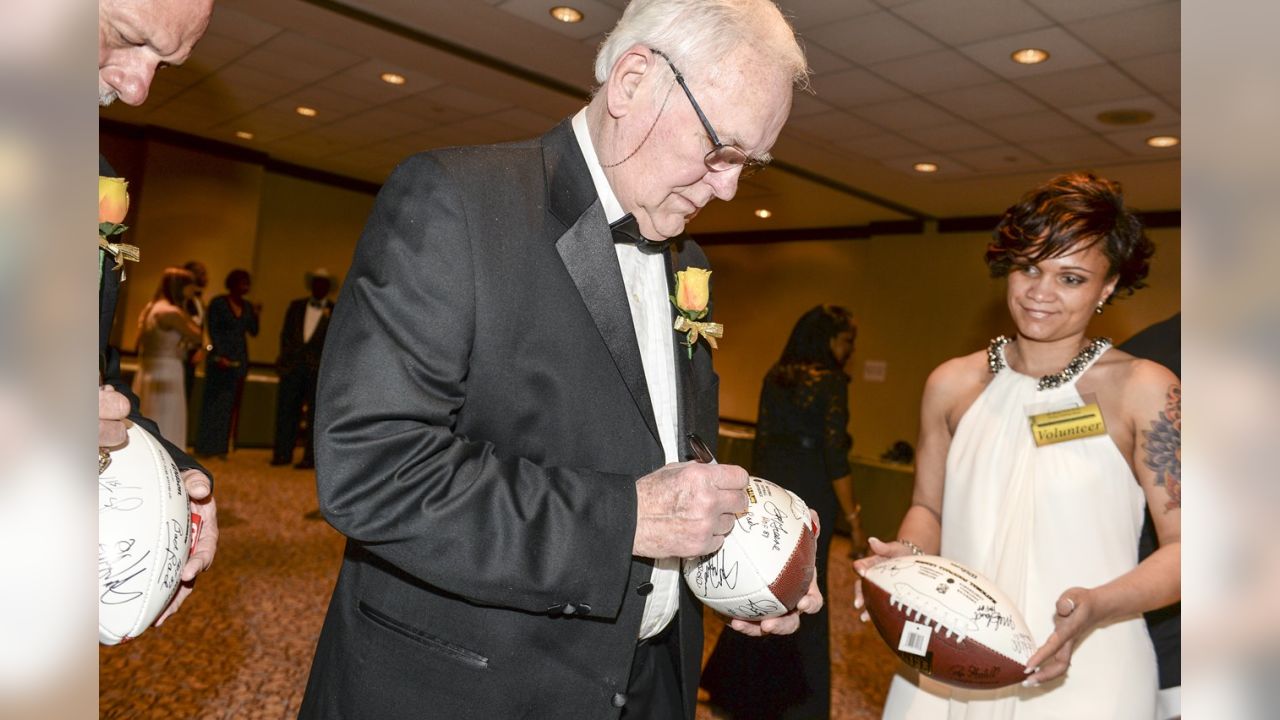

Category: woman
[702, 304, 862, 720]
[855, 172, 1180, 719]
[195, 269, 260, 458]
[134, 267, 203, 447]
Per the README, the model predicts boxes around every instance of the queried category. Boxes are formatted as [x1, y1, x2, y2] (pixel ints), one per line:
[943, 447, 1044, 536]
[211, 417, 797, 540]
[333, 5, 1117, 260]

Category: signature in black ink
[972, 604, 1014, 631]
[691, 547, 739, 595]
[730, 598, 781, 619]
[99, 478, 143, 513]
[98, 538, 149, 606]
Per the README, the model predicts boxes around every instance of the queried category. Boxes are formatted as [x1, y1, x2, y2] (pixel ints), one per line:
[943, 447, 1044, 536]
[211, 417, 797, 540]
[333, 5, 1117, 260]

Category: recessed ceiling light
[1010, 48, 1050, 65]
[295, 106, 318, 117]
[234, 130, 255, 140]
[380, 72, 406, 86]
[549, 6, 583, 23]
[1146, 135, 1180, 148]
[1097, 109, 1154, 126]
[754, 208, 772, 219]
[913, 162, 939, 173]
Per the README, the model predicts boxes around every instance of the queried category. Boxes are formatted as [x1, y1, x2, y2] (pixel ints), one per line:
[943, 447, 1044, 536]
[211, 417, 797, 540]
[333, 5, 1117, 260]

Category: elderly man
[98, 0, 219, 628]
[299, 1, 814, 717]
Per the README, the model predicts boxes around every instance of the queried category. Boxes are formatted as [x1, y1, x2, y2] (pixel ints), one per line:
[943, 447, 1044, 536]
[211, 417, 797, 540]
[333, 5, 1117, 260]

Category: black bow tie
[610, 214, 670, 253]
[308, 300, 326, 309]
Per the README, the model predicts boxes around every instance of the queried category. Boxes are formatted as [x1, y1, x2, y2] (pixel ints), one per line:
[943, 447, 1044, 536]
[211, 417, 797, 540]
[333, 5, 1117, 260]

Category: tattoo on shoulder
[1142, 384, 1181, 511]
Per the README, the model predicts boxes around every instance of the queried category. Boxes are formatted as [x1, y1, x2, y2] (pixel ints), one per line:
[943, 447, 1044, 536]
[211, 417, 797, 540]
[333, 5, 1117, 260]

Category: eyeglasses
[652, 49, 768, 178]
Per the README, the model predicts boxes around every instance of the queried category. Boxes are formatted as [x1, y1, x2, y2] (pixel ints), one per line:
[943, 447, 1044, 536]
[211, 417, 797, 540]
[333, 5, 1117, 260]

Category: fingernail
[853, 598, 862, 609]
[1024, 666, 1037, 674]
[1022, 678, 1039, 689]
[860, 611, 869, 623]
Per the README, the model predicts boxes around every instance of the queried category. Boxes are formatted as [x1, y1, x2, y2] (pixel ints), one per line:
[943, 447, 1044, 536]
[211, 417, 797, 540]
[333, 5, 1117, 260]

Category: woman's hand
[1023, 587, 1099, 686]
[852, 537, 915, 622]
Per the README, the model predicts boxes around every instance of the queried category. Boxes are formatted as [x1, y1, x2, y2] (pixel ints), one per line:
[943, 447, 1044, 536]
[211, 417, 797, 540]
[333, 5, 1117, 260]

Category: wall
[704, 227, 1181, 459]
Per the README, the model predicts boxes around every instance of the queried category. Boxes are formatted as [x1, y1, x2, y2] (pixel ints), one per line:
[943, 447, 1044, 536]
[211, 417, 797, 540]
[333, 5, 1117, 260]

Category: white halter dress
[881, 337, 1157, 720]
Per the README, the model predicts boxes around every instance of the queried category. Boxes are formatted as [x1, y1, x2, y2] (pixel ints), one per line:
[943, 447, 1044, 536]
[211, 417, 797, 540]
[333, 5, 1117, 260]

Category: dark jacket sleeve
[313, 153, 636, 619]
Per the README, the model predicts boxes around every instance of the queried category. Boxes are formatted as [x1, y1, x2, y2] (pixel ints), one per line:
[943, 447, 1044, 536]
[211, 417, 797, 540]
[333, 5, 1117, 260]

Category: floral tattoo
[1142, 384, 1181, 511]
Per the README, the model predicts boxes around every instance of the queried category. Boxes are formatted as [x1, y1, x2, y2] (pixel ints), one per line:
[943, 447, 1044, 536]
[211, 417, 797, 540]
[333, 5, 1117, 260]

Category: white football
[862, 555, 1037, 689]
[682, 476, 816, 620]
[98, 422, 191, 645]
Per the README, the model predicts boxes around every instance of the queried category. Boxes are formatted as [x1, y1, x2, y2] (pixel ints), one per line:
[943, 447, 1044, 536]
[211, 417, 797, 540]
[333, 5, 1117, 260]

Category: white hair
[593, 0, 809, 92]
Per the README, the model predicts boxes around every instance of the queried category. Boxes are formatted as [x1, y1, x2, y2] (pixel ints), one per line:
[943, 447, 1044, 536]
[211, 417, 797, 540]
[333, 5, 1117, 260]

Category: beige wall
[705, 227, 1181, 459]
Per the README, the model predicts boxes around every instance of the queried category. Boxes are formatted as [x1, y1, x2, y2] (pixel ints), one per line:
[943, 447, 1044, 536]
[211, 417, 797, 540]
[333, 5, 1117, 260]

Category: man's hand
[633, 461, 749, 559]
[724, 509, 825, 637]
[98, 386, 129, 448]
[155, 470, 219, 626]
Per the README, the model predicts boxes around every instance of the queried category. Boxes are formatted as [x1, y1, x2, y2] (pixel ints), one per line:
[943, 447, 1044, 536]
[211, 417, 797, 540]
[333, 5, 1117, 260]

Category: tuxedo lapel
[666, 244, 696, 461]
[544, 122, 661, 449]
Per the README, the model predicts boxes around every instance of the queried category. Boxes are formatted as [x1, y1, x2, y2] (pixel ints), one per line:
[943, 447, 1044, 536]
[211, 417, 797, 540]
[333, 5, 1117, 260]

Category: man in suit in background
[98, 0, 219, 626]
[271, 269, 334, 470]
[181, 259, 209, 403]
[299, 1, 819, 717]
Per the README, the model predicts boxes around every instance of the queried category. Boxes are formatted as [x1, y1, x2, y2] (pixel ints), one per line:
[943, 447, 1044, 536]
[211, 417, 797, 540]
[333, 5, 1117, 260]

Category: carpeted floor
[99, 449, 900, 719]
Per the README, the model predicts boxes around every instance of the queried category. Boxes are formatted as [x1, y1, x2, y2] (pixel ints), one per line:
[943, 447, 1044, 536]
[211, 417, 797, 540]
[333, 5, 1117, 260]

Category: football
[682, 476, 816, 620]
[98, 422, 192, 645]
[862, 555, 1036, 689]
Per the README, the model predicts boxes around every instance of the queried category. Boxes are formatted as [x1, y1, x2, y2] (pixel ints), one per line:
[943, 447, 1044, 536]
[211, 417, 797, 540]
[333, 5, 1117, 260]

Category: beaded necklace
[987, 335, 1112, 391]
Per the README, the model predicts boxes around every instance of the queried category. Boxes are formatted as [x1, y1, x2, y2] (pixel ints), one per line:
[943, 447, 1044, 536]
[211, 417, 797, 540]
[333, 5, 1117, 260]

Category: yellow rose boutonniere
[670, 267, 724, 359]
[99, 176, 140, 280]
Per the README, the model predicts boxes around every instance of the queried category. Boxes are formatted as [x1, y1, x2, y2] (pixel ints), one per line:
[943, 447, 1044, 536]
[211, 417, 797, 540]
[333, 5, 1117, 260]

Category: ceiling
[99, 0, 1181, 232]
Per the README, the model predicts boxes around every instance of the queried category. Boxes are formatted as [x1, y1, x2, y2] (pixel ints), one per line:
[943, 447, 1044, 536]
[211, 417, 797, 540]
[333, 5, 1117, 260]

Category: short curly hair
[986, 172, 1155, 301]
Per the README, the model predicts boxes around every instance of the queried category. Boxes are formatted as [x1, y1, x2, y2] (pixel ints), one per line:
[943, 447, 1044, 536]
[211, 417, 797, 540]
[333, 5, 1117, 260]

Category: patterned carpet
[99, 449, 899, 719]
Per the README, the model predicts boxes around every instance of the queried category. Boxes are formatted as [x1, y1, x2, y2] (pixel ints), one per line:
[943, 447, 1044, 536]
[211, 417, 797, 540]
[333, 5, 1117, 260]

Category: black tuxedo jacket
[276, 297, 332, 373]
[98, 155, 207, 481]
[300, 120, 719, 719]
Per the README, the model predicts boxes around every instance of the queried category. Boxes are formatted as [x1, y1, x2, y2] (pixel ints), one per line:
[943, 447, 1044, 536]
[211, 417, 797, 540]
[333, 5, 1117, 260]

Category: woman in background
[856, 172, 1180, 719]
[134, 267, 202, 447]
[195, 269, 259, 458]
[702, 304, 861, 719]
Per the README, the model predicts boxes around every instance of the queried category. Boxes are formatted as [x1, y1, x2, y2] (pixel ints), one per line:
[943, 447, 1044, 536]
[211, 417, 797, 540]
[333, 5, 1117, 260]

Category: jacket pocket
[357, 601, 490, 671]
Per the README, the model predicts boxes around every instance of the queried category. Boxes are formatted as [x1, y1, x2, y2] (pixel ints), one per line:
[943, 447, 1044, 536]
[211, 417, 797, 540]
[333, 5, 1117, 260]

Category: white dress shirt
[571, 108, 682, 640]
[303, 300, 326, 343]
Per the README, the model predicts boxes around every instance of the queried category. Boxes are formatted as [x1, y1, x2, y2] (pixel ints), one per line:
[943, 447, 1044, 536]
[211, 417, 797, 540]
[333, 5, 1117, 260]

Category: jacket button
[612, 693, 627, 708]
[562, 603, 577, 616]
[576, 603, 591, 614]
[636, 582, 653, 596]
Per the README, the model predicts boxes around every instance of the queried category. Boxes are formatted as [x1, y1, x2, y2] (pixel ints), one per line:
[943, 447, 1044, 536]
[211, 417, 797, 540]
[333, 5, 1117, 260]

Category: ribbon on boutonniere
[670, 267, 724, 359]
[99, 176, 140, 282]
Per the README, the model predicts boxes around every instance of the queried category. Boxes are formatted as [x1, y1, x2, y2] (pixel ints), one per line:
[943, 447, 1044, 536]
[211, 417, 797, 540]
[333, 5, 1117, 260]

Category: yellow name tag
[1029, 403, 1108, 447]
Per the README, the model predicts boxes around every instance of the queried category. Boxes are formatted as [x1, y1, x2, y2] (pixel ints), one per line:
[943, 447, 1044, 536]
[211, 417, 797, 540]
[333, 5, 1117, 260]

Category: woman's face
[830, 329, 856, 368]
[182, 283, 197, 301]
[231, 277, 251, 296]
[1006, 241, 1118, 342]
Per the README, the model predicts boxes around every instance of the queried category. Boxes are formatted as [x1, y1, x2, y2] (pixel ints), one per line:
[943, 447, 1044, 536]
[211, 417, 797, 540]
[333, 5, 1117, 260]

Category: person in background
[701, 304, 860, 719]
[195, 268, 259, 458]
[856, 172, 1180, 718]
[182, 259, 209, 402]
[1120, 312, 1181, 720]
[297, 1, 820, 717]
[134, 267, 203, 448]
[271, 268, 334, 470]
[98, 0, 219, 627]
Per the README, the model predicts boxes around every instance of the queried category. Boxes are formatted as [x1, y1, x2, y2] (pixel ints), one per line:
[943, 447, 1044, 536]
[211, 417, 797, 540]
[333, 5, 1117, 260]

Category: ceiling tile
[1058, 95, 1179, 133]
[850, 97, 957, 130]
[183, 33, 255, 71]
[1117, 51, 1180, 96]
[982, 110, 1092, 142]
[947, 145, 1048, 172]
[236, 31, 364, 84]
[1026, 0, 1169, 24]
[423, 84, 513, 115]
[929, 81, 1045, 121]
[270, 87, 365, 123]
[805, 11, 943, 65]
[204, 5, 281, 45]
[869, 49, 999, 95]
[891, 0, 1054, 46]
[488, 107, 561, 135]
[1016, 63, 1148, 107]
[835, 132, 928, 160]
[312, 108, 427, 142]
[786, 109, 882, 141]
[788, 92, 836, 118]
[879, 154, 972, 177]
[802, 43, 855, 76]
[495, 0, 622, 40]
[383, 93, 474, 126]
[1065, 2, 1180, 62]
[959, 27, 1106, 79]
[898, 121, 1003, 152]
[207, 64, 307, 96]
[777, 0, 879, 30]
[324, 60, 444, 104]
[809, 67, 909, 109]
[1020, 135, 1129, 164]
[1100, 123, 1181, 157]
